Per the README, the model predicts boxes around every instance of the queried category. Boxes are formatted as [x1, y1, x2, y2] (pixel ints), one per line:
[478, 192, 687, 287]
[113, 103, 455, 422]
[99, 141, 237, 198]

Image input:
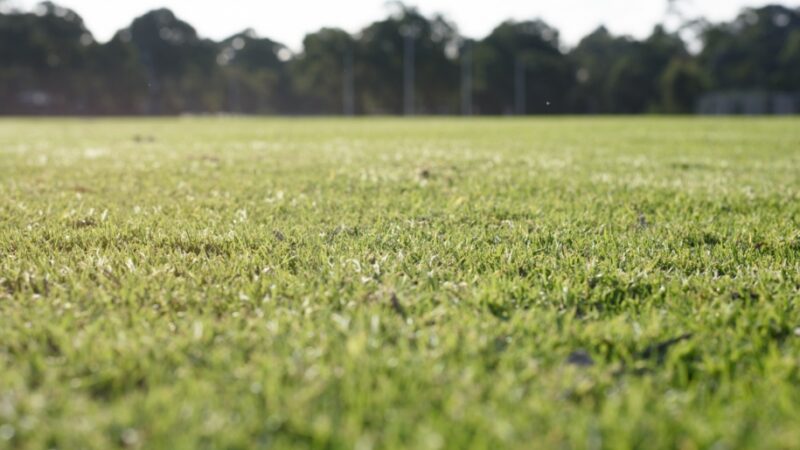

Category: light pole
[514, 56, 526, 115]
[342, 46, 355, 116]
[400, 23, 421, 116]
[461, 40, 473, 116]
[141, 51, 160, 115]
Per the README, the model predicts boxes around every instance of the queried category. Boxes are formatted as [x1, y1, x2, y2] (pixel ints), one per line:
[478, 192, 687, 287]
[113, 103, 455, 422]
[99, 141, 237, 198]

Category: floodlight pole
[400, 22, 421, 116]
[229, 78, 242, 114]
[141, 51, 160, 115]
[403, 32, 415, 116]
[461, 41, 473, 116]
[343, 47, 355, 116]
[514, 56, 526, 115]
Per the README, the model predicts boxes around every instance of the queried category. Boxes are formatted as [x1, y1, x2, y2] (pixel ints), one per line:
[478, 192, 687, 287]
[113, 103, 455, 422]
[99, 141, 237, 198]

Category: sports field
[1, 118, 799, 449]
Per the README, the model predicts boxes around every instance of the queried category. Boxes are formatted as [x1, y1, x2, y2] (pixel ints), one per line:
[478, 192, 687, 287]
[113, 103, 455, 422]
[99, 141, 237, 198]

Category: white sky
[10, 0, 800, 50]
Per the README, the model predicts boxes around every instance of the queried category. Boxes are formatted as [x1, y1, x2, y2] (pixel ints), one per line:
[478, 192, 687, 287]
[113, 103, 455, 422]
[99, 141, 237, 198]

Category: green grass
[1, 117, 800, 450]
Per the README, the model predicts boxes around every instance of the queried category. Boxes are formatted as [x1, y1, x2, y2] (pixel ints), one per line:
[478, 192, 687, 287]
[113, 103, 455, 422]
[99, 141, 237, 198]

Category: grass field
[1, 117, 800, 449]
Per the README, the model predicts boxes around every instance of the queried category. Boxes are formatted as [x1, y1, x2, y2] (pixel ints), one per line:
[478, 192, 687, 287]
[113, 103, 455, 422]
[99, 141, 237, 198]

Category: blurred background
[1, 0, 799, 116]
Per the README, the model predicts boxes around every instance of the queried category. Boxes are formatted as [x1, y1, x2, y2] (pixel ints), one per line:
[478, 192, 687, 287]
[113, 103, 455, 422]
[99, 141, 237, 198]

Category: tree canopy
[1, 2, 798, 115]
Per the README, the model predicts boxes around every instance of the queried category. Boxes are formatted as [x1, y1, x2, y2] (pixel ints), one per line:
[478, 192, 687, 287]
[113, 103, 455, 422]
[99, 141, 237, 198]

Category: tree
[289, 28, 355, 114]
[218, 29, 290, 113]
[700, 5, 800, 91]
[568, 27, 636, 113]
[660, 59, 708, 113]
[85, 28, 148, 114]
[1, 1, 798, 116]
[0, 2, 96, 114]
[355, 5, 460, 114]
[121, 8, 223, 113]
[605, 26, 688, 113]
[473, 20, 574, 115]
[777, 29, 800, 90]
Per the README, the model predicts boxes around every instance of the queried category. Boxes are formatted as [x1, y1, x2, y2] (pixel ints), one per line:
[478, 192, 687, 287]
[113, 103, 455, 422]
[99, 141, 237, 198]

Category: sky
[9, 0, 800, 50]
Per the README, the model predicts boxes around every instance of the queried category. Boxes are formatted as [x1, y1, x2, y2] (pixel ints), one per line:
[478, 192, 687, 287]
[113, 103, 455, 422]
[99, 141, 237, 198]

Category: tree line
[1, 1, 799, 115]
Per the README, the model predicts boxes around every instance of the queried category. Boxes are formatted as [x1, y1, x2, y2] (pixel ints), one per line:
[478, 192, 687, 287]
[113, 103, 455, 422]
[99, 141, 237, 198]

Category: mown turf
[1, 117, 799, 450]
